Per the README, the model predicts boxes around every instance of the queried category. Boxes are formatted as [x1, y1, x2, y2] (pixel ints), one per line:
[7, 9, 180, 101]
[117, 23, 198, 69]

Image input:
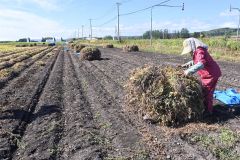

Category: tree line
[103, 28, 237, 40]
[142, 28, 205, 39]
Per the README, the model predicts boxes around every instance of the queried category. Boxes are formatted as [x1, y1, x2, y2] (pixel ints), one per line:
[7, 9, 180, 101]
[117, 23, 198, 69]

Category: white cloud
[146, 19, 211, 34]
[31, 0, 59, 10]
[0, 9, 72, 40]
[220, 9, 239, 17]
[220, 22, 237, 28]
[0, 0, 64, 11]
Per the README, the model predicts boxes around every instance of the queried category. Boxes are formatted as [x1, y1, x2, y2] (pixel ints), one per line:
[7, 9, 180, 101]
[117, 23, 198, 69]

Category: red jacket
[193, 47, 221, 79]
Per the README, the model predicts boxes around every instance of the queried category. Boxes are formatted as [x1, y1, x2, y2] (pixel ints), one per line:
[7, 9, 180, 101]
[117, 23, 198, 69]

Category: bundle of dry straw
[80, 47, 101, 61]
[122, 45, 139, 52]
[103, 44, 114, 48]
[125, 65, 204, 126]
[75, 44, 86, 53]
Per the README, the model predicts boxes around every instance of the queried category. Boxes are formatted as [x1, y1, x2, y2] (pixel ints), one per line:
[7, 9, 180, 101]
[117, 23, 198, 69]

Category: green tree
[180, 28, 190, 38]
[143, 30, 161, 39]
[143, 31, 150, 39]
[193, 32, 200, 38]
[200, 32, 206, 38]
[163, 29, 169, 39]
[18, 38, 28, 42]
[104, 35, 113, 40]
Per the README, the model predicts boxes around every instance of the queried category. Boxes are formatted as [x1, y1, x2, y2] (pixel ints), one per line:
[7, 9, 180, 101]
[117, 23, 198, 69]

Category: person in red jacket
[181, 38, 221, 115]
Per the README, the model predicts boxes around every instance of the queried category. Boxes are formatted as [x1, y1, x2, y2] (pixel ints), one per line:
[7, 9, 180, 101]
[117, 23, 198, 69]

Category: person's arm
[184, 62, 204, 75]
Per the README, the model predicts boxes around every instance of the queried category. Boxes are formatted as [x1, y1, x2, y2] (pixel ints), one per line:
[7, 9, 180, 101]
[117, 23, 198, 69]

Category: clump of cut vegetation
[122, 45, 139, 52]
[103, 44, 114, 48]
[69, 42, 75, 49]
[75, 44, 86, 53]
[0, 68, 15, 79]
[80, 46, 101, 61]
[16, 44, 28, 47]
[36, 61, 46, 67]
[125, 65, 204, 126]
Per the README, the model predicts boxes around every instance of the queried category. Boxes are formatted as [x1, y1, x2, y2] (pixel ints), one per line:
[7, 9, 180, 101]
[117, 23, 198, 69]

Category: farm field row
[0, 47, 239, 159]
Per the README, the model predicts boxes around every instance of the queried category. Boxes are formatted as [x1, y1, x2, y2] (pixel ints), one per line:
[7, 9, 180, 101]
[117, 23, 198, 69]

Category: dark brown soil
[0, 47, 239, 160]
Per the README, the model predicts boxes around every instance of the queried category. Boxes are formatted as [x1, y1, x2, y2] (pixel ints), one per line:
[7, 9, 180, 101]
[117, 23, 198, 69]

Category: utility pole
[82, 25, 84, 40]
[150, 7, 153, 46]
[150, 3, 184, 46]
[89, 19, 92, 40]
[117, 2, 121, 41]
[114, 25, 117, 40]
[230, 5, 240, 40]
[78, 28, 80, 39]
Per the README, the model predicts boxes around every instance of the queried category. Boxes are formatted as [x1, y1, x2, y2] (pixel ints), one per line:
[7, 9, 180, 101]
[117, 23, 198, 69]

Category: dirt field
[0, 46, 239, 160]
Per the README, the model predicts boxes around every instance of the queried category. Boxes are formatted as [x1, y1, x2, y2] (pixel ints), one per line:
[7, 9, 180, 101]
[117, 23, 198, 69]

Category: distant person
[180, 38, 221, 116]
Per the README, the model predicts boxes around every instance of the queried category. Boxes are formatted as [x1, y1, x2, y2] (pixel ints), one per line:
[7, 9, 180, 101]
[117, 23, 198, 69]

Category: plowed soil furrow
[57, 52, 106, 160]
[0, 51, 18, 58]
[86, 61, 124, 98]
[98, 51, 139, 71]
[0, 50, 25, 59]
[100, 48, 152, 66]
[0, 47, 55, 89]
[0, 49, 59, 160]
[218, 61, 240, 73]
[0, 48, 48, 70]
[0, 48, 38, 60]
[101, 48, 184, 66]
[82, 61, 170, 159]
[0, 48, 46, 65]
[70, 54, 151, 159]
[12, 51, 64, 160]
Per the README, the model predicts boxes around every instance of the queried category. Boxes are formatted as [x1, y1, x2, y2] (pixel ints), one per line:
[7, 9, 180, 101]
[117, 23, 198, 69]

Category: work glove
[184, 70, 190, 76]
[177, 64, 188, 69]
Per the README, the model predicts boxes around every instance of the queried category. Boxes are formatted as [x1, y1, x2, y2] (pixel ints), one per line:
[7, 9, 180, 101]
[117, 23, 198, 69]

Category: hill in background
[203, 28, 238, 37]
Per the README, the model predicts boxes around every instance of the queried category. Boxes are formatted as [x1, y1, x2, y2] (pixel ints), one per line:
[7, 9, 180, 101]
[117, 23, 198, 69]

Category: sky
[0, 0, 240, 41]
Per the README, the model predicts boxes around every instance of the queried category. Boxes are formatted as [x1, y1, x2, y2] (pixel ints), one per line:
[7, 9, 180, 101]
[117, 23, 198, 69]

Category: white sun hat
[181, 38, 208, 55]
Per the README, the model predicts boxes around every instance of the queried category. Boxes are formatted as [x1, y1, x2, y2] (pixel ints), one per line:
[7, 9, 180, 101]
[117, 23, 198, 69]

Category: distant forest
[141, 28, 238, 39]
[102, 28, 238, 40]
[202, 28, 238, 37]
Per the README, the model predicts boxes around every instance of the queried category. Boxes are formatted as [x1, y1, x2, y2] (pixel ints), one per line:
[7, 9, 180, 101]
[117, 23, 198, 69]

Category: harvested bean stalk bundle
[125, 65, 204, 126]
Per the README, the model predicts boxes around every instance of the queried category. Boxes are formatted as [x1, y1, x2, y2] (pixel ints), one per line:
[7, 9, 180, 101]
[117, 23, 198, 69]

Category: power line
[156, 4, 183, 8]
[150, 3, 184, 45]
[90, 0, 134, 22]
[120, 0, 171, 16]
[120, 0, 134, 4]
[93, 16, 117, 27]
[89, 0, 171, 28]
[92, 6, 116, 20]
